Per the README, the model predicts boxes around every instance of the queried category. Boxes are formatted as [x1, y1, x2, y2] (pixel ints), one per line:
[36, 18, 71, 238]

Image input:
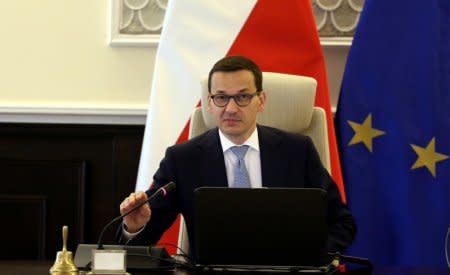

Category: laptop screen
[193, 187, 328, 267]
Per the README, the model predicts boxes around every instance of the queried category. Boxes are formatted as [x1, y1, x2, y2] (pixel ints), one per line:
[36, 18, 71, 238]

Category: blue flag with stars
[336, 0, 450, 267]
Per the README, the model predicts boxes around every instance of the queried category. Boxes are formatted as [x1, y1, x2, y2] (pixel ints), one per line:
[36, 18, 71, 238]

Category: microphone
[96, 181, 176, 249]
[328, 252, 373, 270]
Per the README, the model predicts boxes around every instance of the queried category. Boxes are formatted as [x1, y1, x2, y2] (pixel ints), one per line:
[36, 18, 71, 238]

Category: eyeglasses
[210, 92, 261, 107]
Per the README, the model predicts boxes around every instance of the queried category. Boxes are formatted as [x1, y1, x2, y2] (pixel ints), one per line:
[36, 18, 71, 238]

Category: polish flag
[136, 0, 345, 254]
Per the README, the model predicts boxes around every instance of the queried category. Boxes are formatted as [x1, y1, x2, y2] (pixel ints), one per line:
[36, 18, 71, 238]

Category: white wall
[0, 1, 154, 114]
[323, 46, 350, 112]
[0, 1, 349, 123]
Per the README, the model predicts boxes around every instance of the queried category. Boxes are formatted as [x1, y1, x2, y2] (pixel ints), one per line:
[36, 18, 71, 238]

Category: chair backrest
[177, 72, 330, 256]
[190, 72, 330, 169]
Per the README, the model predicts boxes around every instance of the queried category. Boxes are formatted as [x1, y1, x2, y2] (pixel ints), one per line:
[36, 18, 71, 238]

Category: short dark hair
[208, 55, 263, 93]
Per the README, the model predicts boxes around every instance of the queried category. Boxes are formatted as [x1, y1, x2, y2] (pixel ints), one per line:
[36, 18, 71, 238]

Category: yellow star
[411, 137, 449, 177]
[347, 113, 386, 152]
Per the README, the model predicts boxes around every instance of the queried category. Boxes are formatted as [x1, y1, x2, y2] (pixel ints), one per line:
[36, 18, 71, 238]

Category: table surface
[0, 260, 448, 275]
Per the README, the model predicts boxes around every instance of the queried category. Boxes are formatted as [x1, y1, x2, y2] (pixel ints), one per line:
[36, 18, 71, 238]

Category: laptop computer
[193, 187, 330, 270]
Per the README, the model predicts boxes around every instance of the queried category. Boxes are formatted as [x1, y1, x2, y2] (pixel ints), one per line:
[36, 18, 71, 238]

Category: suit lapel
[198, 128, 228, 187]
[258, 126, 286, 188]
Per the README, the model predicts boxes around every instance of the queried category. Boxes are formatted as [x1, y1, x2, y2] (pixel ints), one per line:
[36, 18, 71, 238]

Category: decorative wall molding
[109, 0, 167, 47]
[0, 104, 148, 125]
[315, 0, 364, 46]
[109, 0, 363, 47]
[0, 103, 338, 125]
[320, 37, 353, 47]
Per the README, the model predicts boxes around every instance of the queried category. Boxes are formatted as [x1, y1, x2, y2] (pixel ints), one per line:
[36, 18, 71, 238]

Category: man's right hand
[120, 191, 151, 233]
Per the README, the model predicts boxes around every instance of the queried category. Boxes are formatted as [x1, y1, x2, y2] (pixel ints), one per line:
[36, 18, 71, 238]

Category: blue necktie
[230, 145, 251, 188]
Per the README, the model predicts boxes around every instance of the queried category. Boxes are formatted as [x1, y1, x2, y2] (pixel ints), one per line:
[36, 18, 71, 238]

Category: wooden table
[0, 260, 448, 275]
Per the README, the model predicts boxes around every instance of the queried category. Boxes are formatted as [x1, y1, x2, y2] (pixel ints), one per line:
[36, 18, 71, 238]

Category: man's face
[208, 70, 266, 144]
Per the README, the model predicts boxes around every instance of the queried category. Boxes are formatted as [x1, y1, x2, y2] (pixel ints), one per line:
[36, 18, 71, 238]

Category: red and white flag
[137, 0, 345, 253]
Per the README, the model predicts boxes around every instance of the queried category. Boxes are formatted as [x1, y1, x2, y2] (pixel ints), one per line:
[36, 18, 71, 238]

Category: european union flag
[336, 0, 450, 267]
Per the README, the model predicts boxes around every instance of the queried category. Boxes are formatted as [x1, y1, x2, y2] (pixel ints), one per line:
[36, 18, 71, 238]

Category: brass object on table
[49, 225, 78, 274]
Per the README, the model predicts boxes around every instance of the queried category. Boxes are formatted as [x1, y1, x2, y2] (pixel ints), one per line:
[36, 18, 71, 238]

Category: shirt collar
[218, 127, 260, 152]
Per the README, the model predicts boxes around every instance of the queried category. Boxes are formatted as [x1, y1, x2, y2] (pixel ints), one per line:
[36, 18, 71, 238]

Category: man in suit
[119, 55, 356, 253]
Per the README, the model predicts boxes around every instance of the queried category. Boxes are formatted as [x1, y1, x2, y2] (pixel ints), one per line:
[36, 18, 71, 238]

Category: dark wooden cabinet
[0, 123, 144, 260]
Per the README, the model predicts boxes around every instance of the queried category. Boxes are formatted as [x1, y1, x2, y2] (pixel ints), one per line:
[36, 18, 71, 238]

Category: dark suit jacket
[124, 125, 356, 253]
